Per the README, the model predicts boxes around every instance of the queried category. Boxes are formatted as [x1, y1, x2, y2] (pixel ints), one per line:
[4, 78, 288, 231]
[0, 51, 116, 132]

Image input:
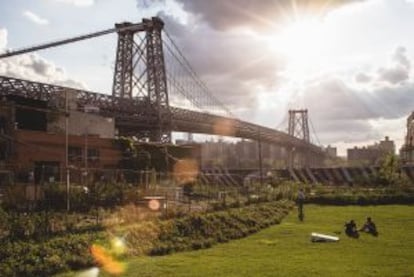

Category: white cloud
[137, 0, 165, 9]
[52, 0, 95, 7]
[0, 53, 86, 89]
[0, 28, 86, 89]
[355, 72, 371, 83]
[22, 10, 49, 25]
[158, 12, 286, 113]
[173, 0, 365, 31]
[377, 47, 411, 85]
[294, 47, 414, 153]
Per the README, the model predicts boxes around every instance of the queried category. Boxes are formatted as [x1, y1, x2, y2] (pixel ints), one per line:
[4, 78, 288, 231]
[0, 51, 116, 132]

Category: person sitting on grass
[344, 220, 359, 238]
[359, 217, 378, 236]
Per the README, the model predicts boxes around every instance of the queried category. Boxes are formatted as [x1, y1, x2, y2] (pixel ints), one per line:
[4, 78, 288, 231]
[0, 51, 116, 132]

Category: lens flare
[148, 199, 161, 211]
[110, 237, 126, 255]
[91, 245, 125, 275]
[173, 159, 199, 185]
[213, 118, 236, 136]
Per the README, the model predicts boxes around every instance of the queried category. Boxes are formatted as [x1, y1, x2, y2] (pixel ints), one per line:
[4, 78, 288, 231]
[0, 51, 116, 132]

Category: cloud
[305, 76, 414, 122]
[300, 47, 414, 145]
[0, 28, 86, 89]
[0, 53, 86, 89]
[174, 0, 365, 31]
[52, 0, 95, 7]
[22, 10, 49, 25]
[393, 46, 410, 69]
[159, 12, 286, 111]
[378, 66, 409, 85]
[355, 72, 371, 83]
[140, 2, 364, 117]
[376, 46, 411, 85]
[303, 77, 378, 121]
[137, 0, 165, 9]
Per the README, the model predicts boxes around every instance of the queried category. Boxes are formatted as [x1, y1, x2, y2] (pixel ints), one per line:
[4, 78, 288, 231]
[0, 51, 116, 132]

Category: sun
[270, 17, 333, 74]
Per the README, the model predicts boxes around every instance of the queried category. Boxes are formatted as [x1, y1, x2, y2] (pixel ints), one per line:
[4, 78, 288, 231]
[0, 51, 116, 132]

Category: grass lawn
[71, 205, 414, 277]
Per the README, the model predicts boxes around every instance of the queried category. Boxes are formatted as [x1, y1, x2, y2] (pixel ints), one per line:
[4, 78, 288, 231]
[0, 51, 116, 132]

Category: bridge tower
[287, 109, 310, 168]
[288, 109, 310, 142]
[112, 17, 171, 143]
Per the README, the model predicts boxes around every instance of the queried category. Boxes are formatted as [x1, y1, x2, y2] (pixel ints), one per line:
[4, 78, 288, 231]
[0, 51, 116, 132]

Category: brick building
[347, 136, 395, 166]
[0, 93, 201, 186]
[0, 94, 122, 184]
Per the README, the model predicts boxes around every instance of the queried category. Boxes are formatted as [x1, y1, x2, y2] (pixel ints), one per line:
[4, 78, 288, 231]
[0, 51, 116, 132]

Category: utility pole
[84, 128, 88, 185]
[65, 90, 70, 212]
[258, 127, 264, 186]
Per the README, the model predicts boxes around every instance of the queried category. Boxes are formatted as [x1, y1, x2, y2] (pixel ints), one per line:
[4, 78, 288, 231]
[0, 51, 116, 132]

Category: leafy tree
[377, 154, 402, 186]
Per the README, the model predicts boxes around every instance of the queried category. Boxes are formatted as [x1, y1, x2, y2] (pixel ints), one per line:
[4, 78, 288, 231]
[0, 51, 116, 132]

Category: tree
[377, 154, 402, 186]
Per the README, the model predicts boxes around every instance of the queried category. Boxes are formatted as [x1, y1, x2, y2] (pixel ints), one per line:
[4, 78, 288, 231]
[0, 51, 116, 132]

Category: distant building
[199, 139, 286, 168]
[347, 136, 395, 166]
[378, 136, 395, 154]
[400, 112, 414, 164]
[325, 145, 337, 158]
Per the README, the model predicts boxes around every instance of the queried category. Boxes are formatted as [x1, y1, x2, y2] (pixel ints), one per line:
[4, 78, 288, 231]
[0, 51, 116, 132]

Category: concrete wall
[48, 110, 115, 139]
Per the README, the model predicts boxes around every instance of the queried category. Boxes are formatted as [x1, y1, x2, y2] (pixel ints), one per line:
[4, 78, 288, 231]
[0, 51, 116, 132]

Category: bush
[0, 232, 104, 277]
[306, 191, 414, 205]
[0, 201, 293, 276]
[149, 200, 293, 256]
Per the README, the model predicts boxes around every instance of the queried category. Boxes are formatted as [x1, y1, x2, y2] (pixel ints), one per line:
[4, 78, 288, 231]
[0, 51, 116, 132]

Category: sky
[1, 0, 414, 156]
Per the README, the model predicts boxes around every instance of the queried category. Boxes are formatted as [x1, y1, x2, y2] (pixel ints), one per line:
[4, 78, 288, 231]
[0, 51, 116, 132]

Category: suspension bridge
[0, 17, 325, 166]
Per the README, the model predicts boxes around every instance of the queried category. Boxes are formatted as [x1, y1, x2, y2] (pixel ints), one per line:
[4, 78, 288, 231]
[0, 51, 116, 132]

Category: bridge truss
[0, 75, 323, 156]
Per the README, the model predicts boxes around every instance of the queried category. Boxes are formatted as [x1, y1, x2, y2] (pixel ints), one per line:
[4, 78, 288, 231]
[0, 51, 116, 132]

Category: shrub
[149, 200, 293, 256]
[0, 232, 104, 277]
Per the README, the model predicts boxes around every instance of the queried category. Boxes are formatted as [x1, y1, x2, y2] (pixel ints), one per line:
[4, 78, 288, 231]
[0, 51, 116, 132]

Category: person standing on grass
[297, 188, 305, 221]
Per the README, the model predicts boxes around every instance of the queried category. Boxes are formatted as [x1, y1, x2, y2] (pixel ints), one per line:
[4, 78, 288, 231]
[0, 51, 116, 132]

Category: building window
[69, 146, 82, 162]
[34, 161, 60, 184]
[88, 148, 100, 162]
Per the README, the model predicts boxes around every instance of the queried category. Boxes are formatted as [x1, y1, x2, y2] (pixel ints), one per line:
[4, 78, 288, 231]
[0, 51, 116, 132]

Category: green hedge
[0, 210, 104, 241]
[306, 193, 414, 205]
[149, 200, 293, 255]
[304, 186, 414, 205]
[0, 232, 105, 277]
[0, 201, 293, 276]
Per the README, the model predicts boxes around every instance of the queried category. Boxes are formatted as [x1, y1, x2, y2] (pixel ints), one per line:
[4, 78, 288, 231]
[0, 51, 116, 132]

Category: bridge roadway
[0, 75, 323, 155]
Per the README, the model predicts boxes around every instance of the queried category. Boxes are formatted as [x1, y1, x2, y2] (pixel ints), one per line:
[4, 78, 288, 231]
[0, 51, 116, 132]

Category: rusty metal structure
[0, 17, 326, 162]
[112, 18, 170, 142]
[286, 109, 311, 167]
[288, 109, 310, 143]
[0, 75, 324, 157]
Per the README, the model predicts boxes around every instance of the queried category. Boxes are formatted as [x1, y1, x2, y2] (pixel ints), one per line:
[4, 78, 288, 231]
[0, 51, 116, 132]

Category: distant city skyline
[1, 0, 414, 155]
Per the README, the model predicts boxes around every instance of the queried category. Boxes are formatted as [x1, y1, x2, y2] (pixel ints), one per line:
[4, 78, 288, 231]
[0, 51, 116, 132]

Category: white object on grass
[311, 232, 339, 242]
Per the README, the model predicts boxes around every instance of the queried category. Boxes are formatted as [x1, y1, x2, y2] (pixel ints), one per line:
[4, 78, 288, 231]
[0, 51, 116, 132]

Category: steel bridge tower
[287, 109, 310, 168]
[288, 109, 310, 143]
[112, 17, 171, 143]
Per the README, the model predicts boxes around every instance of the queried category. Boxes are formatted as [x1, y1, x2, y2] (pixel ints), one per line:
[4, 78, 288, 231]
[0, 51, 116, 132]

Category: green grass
[69, 205, 414, 277]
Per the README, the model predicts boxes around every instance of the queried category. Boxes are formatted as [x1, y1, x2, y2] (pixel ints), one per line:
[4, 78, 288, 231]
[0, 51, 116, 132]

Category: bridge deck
[0, 75, 323, 155]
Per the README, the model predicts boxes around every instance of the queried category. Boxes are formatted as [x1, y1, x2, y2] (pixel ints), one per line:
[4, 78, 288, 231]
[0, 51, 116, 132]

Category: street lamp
[65, 90, 70, 211]
[83, 127, 88, 186]
[257, 127, 263, 186]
